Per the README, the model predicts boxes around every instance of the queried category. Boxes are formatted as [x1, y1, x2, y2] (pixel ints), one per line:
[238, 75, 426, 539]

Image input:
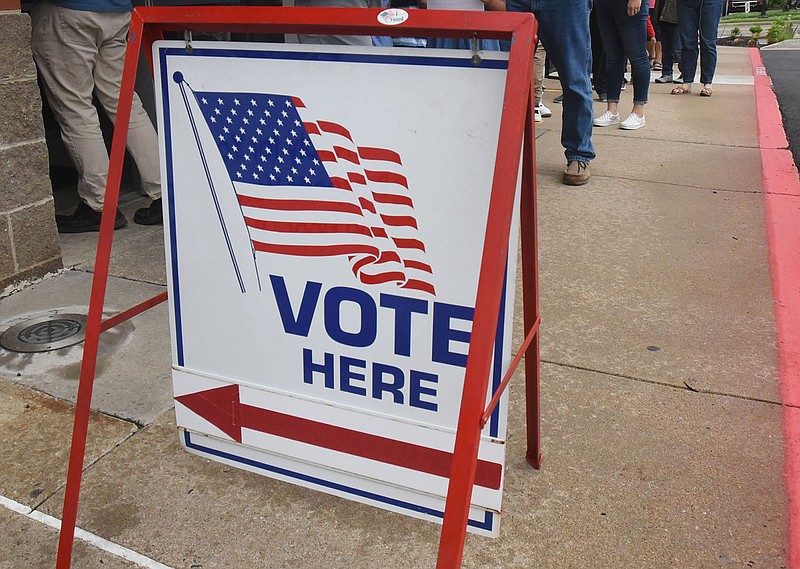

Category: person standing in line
[30, 0, 163, 232]
[590, 5, 608, 102]
[506, 0, 595, 186]
[593, 0, 651, 130]
[670, 0, 723, 96]
[295, 0, 381, 46]
[533, 41, 553, 122]
[653, 0, 682, 82]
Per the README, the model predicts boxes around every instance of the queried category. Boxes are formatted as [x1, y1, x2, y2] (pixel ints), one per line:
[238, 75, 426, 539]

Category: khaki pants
[31, 2, 161, 212]
[534, 41, 545, 106]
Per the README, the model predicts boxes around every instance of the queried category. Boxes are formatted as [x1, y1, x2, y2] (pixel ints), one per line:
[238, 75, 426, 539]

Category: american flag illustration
[187, 86, 435, 295]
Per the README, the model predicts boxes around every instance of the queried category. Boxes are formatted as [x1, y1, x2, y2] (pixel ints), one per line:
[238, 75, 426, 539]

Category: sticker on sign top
[377, 8, 409, 25]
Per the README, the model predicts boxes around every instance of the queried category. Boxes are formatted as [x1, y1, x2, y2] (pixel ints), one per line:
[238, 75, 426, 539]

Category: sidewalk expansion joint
[541, 359, 798, 409]
[74, 267, 167, 289]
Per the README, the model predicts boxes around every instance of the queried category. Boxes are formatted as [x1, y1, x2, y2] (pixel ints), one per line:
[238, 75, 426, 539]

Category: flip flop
[652, 62, 663, 71]
[700, 85, 713, 97]
[671, 85, 692, 95]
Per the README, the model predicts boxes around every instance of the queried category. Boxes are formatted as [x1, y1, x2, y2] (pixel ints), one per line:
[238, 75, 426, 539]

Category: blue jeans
[660, 21, 681, 76]
[507, 0, 595, 164]
[595, 0, 650, 105]
[678, 0, 723, 84]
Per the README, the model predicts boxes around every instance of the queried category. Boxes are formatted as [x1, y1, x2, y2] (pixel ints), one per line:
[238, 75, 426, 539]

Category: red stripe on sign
[244, 217, 373, 237]
[348, 172, 367, 186]
[372, 191, 413, 207]
[381, 214, 418, 229]
[238, 195, 362, 215]
[252, 241, 378, 257]
[239, 404, 502, 489]
[304, 122, 320, 135]
[292, 97, 306, 108]
[316, 149, 336, 162]
[318, 120, 353, 141]
[330, 177, 353, 191]
[393, 237, 426, 251]
[404, 259, 434, 273]
[402, 279, 437, 295]
[359, 271, 407, 285]
[365, 170, 409, 188]
[334, 145, 360, 165]
[358, 146, 402, 164]
[359, 197, 377, 214]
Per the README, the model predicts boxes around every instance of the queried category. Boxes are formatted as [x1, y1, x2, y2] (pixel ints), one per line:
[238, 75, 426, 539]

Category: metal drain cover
[0, 313, 88, 353]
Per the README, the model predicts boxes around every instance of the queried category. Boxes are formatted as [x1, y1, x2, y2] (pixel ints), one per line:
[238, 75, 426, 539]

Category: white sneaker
[620, 113, 646, 130]
[593, 110, 620, 127]
[537, 103, 552, 117]
[535, 108, 543, 123]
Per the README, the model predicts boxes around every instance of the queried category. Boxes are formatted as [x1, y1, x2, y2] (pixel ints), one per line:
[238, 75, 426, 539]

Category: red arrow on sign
[175, 384, 502, 490]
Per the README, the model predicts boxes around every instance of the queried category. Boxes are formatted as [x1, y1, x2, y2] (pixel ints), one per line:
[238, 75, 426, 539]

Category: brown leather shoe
[563, 160, 590, 186]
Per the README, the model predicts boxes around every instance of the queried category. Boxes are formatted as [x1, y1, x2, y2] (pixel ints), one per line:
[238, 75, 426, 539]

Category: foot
[652, 61, 663, 71]
[597, 93, 608, 102]
[673, 75, 684, 84]
[671, 84, 692, 95]
[535, 108, 543, 123]
[563, 160, 590, 186]
[537, 102, 552, 117]
[553, 94, 564, 104]
[593, 110, 620, 127]
[620, 113, 646, 130]
[55, 201, 127, 234]
[700, 84, 713, 97]
[133, 197, 163, 225]
[654, 75, 674, 83]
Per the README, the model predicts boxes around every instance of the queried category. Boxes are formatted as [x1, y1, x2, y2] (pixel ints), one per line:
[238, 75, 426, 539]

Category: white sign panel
[154, 41, 519, 537]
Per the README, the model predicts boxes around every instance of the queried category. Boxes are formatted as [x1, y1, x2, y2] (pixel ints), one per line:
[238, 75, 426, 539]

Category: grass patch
[720, 9, 800, 23]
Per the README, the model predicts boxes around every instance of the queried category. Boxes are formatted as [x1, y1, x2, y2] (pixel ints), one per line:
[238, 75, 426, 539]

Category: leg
[618, 0, 650, 110]
[698, 0, 722, 85]
[31, 3, 108, 212]
[533, 41, 545, 107]
[595, 0, 626, 113]
[678, 0, 700, 85]
[92, 11, 161, 202]
[590, 6, 608, 99]
[528, 0, 595, 165]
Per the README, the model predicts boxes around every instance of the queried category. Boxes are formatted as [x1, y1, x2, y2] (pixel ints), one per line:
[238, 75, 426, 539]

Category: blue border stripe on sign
[184, 431, 494, 531]
[160, 46, 509, 70]
[160, 47, 185, 367]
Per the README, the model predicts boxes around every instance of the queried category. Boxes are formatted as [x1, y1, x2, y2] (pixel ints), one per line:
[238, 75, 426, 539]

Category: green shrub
[731, 26, 741, 36]
[767, 18, 794, 43]
[750, 25, 763, 37]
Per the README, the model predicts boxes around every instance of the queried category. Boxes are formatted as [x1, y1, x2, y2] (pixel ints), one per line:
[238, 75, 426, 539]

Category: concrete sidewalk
[0, 46, 792, 568]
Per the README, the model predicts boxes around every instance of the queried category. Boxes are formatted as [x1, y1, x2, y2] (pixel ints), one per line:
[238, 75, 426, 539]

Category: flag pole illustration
[173, 71, 436, 296]
[175, 72, 249, 293]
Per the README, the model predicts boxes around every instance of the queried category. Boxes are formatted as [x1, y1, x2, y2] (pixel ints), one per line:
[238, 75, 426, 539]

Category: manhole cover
[0, 313, 88, 353]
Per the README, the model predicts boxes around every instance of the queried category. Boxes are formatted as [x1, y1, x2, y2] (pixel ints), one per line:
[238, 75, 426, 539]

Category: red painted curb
[750, 47, 800, 569]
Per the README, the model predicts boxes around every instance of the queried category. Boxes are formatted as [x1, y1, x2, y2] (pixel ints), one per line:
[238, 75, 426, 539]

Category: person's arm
[482, 0, 505, 10]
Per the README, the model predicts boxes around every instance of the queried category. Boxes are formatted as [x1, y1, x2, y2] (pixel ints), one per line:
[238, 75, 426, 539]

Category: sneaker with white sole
[620, 113, 646, 130]
[654, 75, 674, 83]
[535, 108, 543, 123]
[537, 103, 552, 117]
[593, 110, 620, 127]
[563, 160, 590, 186]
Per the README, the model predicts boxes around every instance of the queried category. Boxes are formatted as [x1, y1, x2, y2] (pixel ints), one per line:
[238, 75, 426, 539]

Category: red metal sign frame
[55, 7, 540, 569]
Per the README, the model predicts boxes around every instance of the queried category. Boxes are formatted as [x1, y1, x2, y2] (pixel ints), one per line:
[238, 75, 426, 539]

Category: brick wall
[0, 7, 62, 292]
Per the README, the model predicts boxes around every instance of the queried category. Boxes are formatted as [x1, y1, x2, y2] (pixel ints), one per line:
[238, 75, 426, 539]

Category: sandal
[671, 84, 692, 95]
[652, 62, 663, 71]
[700, 85, 713, 97]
